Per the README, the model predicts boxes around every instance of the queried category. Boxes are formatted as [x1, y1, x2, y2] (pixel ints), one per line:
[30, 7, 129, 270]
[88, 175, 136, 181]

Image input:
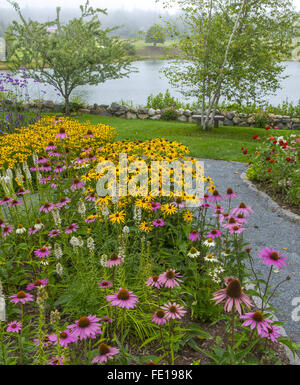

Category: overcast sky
[1, 0, 300, 11]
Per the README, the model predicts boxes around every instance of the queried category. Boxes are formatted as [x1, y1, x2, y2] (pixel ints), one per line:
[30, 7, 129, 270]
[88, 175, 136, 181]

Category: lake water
[2, 60, 300, 107]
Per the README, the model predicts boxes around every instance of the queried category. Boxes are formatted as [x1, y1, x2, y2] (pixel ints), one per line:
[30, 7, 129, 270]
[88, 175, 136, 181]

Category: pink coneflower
[92, 343, 119, 364]
[258, 248, 287, 270]
[188, 230, 201, 241]
[0, 218, 7, 227]
[224, 188, 238, 199]
[56, 197, 71, 208]
[152, 219, 165, 227]
[106, 254, 124, 268]
[259, 323, 282, 342]
[172, 197, 185, 209]
[40, 176, 52, 184]
[152, 309, 167, 326]
[67, 315, 102, 341]
[83, 130, 95, 138]
[231, 202, 254, 217]
[65, 223, 79, 234]
[146, 275, 162, 289]
[56, 128, 68, 139]
[161, 302, 186, 320]
[16, 188, 31, 196]
[48, 330, 77, 347]
[223, 216, 239, 229]
[0, 196, 12, 205]
[39, 163, 52, 172]
[47, 355, 64, 365]
[98, 280, 113, 289]
[85, 193, 96, 202]
[51, 183, 58, 189]
[200, 202, 213, 209]
[34, 246, 51, 258]
[240, 311, 273, 334]
[2, 224, 14, 237]
[6, 321, 22, 333]
[8, 199, 21, 207]
[70, 177, 85, 191]
[85, 215, 97, 223]
[106, 288, 138, 309]
[40, 202, 54, 213]
[158, 269, 182, 288]
[26, 279, 48, 291]
[28, 226, 38, 235]
[207, 229, 222, 239]
[34, 335, 52, 347]
[149, 202, 161, 211]
[54, 165, 66, 173]
[48, 229, 61, 238]
[36, 156, 49, 164]
[10, 290, 34, 304]
[213, 206, 224, 216]
[208, 189, 223, 202]
[229, 225, 245, 235]
[235, 213, 248, 224]
[45, 142, 57, 151]
[212, 277, 252, 315]
[101, 316, 112, 324]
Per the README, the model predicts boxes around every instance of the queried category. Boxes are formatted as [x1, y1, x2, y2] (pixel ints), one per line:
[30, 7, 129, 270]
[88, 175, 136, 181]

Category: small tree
[159, 0, 299, 130]
[6, 1, 134, 115]
[145, 24, 166, 46]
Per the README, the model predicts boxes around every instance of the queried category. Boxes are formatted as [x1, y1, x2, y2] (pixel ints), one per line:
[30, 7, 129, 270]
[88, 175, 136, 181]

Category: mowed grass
[74, 114, 297, 162]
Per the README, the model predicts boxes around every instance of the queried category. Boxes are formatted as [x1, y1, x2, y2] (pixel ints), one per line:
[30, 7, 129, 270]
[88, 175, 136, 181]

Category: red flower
[265, 125, 271, 130]
[253, 134, 259, 140]
[268, 136, 274, 140]
[286, 157, 291, 162]
[273, 140, 277, 144]
[248, 161, 252, 165]
[274, 126, 278, 129]
[266, 157, 270, 161]
[270, 159, 274, 163]
[243, 149, 248, 155]
[267, 168, 271, 172]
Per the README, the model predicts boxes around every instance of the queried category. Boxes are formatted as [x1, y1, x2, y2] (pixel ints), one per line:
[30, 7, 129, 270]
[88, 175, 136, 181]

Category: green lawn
[74, 114, 297, 162]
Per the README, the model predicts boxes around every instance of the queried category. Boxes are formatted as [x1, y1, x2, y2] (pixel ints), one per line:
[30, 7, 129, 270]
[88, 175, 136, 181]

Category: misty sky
[1, 0, 299, 11]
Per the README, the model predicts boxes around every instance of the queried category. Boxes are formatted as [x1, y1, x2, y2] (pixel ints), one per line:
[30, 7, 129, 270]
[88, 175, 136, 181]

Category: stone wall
[24, 101, 300, 130]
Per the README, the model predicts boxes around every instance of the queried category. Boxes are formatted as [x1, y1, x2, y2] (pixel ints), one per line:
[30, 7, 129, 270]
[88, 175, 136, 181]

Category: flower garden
[0, 115, 298, 366]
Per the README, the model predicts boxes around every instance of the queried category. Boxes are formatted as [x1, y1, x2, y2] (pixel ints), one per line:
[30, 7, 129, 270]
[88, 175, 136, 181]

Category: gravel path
[201, 158, 300, 346]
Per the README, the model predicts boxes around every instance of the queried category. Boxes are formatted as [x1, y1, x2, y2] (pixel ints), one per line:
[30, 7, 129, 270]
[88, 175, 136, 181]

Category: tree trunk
[65, 95, 70, 116]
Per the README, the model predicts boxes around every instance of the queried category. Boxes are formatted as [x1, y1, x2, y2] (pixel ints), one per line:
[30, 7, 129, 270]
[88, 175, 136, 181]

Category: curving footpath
[201, 158, 300, 360]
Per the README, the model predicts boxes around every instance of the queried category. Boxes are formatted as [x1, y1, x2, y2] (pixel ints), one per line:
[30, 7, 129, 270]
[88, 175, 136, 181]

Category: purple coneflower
[146, 275, 162, 289]
[45, 142, 57, 151]
[229, 225, 245, 235]
[161, 302, 186, 320]
[207, 229, 222, 239]
[0, 196, 12, 205]
[6, 321, 22, 333]
[152, 219, 165, 227]
[67, 315, 102, 341]
[16, 188, 30, 196]
[240, 311, 273, 334]
[208, 189, 223, 202]
[10, 290, 34, 304]
[106, 254, 124, 268]
[70, 177, 84, 191]
[85, 193, 96, 202]
[56, 197, 71, 208]
[98, 280, 113, 289]
[152, 310, 167, 326]
[47, 356, 64, 365]
[159, 269, 182, 288]
[39, 163, 52, 172]
[149, 202, 161, 211]
[224, 188, 238, 199]
[65, 223, 79, 234]
[48, 229, 61, 238]
[259, 323, 282, 342]
[101, 316, 112, 324]
[34, 246, 51, 258]
[258, 248, 287, 270]
[48, 330, 77, 347]
[231, 202, 254, 217]
[212, 277, 252, 315]
[106, 288, 138, 309]
[92, 343, 119, 364]
[2, 224, 14, 237]
[26, 279, 48, 291]
[8, 199, 21, 207]
[56, 128, 68, 139]
[40, 202, 54, 213]
[188, 230, 201, 242]
[28, 226, 38, 235]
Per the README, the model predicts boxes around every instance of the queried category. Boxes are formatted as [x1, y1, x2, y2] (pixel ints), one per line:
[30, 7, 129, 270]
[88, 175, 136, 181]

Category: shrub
[161, 107, 179, 121]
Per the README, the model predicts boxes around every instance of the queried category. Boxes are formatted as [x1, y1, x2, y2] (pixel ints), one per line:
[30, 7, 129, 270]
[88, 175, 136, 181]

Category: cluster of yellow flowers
[0, 117, 116, 169]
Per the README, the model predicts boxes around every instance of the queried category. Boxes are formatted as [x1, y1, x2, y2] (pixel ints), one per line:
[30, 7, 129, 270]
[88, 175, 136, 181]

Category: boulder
[223, 119, 233, 126]
[148, 108, 156, 116]
[151, 115, 161, 120]
[177, 115, 187, 122]
[137, 114, 149, 120]
[126, 112, 137, 119]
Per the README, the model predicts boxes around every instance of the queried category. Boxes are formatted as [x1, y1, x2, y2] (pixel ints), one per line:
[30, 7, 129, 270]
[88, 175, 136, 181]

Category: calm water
[3, 60, 300, 106]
